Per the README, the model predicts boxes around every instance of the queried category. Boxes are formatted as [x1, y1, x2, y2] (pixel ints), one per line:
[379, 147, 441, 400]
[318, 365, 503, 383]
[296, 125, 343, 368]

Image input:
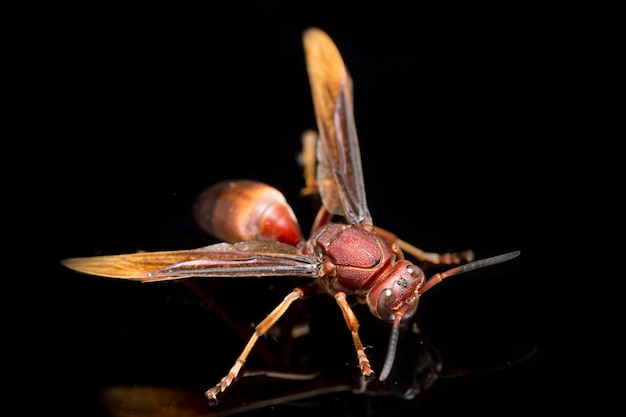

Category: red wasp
[61, 27, 519, 406]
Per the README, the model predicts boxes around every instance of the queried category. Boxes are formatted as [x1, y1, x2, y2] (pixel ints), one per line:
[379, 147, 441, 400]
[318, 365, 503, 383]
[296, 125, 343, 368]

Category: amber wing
[61, 241, 320, 282]
[303, 28, 372, 226]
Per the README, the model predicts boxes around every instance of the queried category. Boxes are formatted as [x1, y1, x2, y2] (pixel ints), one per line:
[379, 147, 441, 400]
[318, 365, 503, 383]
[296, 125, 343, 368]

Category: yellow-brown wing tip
[303, 27, 328, 42]
[303, 27, 346, 71]
[61, 255, 152, 280]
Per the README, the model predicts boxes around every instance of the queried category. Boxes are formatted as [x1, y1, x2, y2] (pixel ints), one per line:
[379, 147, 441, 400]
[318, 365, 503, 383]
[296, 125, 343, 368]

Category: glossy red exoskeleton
[61, 27, 519, 405]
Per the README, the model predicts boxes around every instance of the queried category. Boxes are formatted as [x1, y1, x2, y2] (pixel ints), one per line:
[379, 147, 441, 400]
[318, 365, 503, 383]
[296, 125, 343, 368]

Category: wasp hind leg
[205, 287, 305, 405]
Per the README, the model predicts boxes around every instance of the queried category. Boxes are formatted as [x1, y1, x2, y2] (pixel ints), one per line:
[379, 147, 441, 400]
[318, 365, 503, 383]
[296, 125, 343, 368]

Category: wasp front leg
[375, 227, 475, 266]
[334, 291, 375, 381]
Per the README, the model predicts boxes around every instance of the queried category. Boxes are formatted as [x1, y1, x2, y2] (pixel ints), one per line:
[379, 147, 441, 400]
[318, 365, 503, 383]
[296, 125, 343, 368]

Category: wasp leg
[205, 287, 305, 405]
[375, 227, 474, 266]
[334, 291, 375, 381]
[298, 129, 319, 197]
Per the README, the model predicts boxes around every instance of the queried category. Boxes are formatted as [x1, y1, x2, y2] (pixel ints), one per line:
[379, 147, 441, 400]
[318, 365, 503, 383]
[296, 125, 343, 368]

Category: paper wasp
[62, 27, 520, 406]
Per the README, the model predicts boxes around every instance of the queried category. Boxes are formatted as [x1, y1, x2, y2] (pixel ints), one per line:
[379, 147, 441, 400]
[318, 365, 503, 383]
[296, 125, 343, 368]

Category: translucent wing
[61, 241, 320, 282]
[303, 28, 372, 226]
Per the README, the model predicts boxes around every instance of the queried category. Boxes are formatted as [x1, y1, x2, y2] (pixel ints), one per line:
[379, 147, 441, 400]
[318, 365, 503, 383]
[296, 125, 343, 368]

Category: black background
[16, 2, 612, 416]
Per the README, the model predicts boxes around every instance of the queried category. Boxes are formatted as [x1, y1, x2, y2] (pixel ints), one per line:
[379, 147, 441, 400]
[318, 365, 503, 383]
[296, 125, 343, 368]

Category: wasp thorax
[193, 180, 304, 246]
[366, 261, 425, 322]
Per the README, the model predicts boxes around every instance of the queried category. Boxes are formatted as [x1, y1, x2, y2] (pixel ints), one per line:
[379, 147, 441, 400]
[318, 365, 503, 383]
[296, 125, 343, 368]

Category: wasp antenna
[460, 250, 519, 272]
[419, 251, 520, 295]
[379, 312, 403, 381]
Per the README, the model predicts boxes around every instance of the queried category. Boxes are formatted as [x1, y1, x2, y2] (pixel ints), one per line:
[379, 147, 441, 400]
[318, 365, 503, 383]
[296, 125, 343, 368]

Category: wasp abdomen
[193, 180, 304, 246]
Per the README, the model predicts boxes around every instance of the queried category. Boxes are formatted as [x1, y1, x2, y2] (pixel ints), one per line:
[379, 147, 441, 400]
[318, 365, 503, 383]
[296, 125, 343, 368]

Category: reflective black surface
[27, 3, 607, 416]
